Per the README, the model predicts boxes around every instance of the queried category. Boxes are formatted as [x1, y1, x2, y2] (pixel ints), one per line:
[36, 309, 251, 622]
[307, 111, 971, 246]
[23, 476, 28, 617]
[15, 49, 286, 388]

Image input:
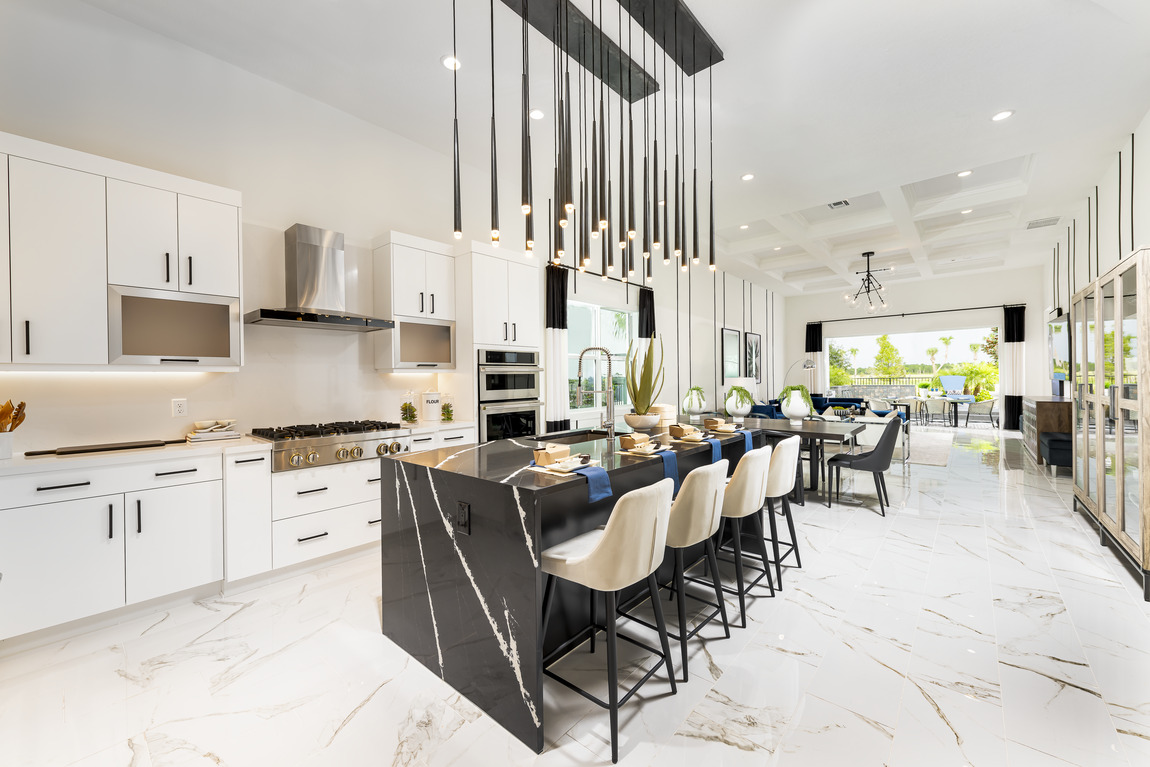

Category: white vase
[682, 389, 707, 415]
[724, 395, 752, 420]
[780, 391, 810, 423]
[623, 412, 660, 430]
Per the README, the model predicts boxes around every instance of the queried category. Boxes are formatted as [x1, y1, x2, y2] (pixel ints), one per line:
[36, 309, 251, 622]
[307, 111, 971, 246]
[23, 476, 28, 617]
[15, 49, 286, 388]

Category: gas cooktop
[251, 420, 403, 441]
[249, 420, 410, 471]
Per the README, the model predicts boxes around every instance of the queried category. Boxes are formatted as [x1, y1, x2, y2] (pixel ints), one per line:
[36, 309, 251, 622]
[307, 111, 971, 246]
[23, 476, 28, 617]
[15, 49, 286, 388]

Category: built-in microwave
[109, 285, 240, 366]
[477, 348, 542, 403]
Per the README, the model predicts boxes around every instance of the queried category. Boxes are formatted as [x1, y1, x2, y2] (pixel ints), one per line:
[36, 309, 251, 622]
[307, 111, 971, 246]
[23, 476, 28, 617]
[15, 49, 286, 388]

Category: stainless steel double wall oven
[477, 348, 543, 442]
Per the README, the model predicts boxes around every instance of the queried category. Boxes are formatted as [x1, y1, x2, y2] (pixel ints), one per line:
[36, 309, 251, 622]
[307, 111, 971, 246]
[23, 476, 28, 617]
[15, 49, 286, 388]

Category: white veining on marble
[424, 466, 541, 728]
[511, 485, 539, 567]
[398, 464, 444, 677]
[433, 441, 490, 469]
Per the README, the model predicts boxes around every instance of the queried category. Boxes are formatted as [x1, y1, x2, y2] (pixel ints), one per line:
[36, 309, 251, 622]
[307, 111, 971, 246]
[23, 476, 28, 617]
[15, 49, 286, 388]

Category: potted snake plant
[624, 336, 664, 430]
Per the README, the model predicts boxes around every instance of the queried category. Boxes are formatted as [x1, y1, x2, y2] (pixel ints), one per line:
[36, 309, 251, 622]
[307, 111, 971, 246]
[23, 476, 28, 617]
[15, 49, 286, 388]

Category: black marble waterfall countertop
[394, 427, 765, 496]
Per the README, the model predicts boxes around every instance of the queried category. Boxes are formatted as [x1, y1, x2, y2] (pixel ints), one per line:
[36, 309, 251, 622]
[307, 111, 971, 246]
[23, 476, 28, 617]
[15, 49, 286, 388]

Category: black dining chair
[826, 418, 902, 516]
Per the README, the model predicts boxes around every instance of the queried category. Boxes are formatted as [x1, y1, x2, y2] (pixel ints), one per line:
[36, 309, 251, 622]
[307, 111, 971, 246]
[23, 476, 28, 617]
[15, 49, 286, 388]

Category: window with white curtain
[567, 300, 637, 412]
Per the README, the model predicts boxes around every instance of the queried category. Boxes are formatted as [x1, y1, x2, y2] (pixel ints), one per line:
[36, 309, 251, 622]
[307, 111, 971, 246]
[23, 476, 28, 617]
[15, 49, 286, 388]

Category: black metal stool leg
[731, 518, 747, 628]
[673, 548, 689, 681]
[783, 495, 801, 568]
[704, 538, 731, 638]
[589, 588, 596, 653]
[766, 498, 783, 588]
[605, 589, 619, 763]
[647, 574, 677, 693]
[749, 511, 776, 597]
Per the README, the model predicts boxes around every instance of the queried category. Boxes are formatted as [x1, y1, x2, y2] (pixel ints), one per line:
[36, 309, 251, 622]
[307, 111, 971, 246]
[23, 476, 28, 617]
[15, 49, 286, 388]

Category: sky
[828, 327, 995, 369]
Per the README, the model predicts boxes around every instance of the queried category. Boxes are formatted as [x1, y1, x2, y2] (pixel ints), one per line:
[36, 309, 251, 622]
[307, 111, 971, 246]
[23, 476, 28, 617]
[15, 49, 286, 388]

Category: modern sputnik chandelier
[453, 1, 722, 282]
[843, 251, 894, 314]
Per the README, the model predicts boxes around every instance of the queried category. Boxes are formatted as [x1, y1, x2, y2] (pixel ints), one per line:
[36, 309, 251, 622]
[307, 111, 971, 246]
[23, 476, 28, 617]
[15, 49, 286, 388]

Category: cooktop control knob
[288, 453, 304, 467]
[306, 451, 319, 464]
[389, 442, 402, 455]
[376, 443, 388, 456]
[350, 446, 364, 459]
[336, 447, 350, 461]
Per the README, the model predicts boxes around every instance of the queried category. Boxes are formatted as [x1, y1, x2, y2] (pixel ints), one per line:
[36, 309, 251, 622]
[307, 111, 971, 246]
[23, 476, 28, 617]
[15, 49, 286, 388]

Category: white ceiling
[79, 0, 1150, 295]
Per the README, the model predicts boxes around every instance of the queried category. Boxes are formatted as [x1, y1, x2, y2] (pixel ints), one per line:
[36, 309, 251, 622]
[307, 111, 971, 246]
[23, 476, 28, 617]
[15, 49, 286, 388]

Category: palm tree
[969, 342, 980, 362]
[939, 335, 954, 366]
[926, 346, 939, 374]
[848, 347, 859, 375]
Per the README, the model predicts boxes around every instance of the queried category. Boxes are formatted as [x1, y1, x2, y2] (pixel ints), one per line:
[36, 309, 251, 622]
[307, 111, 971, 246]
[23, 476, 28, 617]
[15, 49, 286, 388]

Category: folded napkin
[737, 429, 753, 453]
[659, 449, 680, 495]
[704, 438, 722, 463]
[571, 465, 613, 503]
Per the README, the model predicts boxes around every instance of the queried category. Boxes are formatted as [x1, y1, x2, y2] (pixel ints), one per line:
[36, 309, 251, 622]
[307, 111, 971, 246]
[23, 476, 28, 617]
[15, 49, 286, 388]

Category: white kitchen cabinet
[376, 242, 456, 320]
[223, 448, 272, 582]
[125, 480, 223, 604]
[271, 500, 381, 570]
[0, 494, 126, 639]
[107, 179, 179, 291]
[0, 153, 9, 364]
[8, 156, 108, 364]
[472, 253, 540, 348]
[177, 195, 240, 298]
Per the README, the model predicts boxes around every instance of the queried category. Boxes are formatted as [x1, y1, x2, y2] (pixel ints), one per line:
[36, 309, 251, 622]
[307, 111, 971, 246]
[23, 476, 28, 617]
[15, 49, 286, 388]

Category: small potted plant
[682, 385, 707, 416]
[724, 385, 754, 420]
[624, 336, 664, 430]
[778, 384, 813, 424]
[400, 390, 418, 424]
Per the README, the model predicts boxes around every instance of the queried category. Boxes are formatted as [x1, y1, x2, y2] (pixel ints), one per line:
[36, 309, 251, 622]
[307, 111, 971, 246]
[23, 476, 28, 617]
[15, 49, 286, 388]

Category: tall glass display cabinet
[1072, 248, 1148, 599]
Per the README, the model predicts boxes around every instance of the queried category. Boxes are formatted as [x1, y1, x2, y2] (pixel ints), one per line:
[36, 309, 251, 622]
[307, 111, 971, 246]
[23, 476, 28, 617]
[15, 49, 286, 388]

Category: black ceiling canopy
[500, 0, 722, 102]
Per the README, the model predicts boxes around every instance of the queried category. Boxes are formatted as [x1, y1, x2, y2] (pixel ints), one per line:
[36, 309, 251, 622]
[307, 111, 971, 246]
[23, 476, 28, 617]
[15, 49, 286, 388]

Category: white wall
[783, 266, 1048, 397]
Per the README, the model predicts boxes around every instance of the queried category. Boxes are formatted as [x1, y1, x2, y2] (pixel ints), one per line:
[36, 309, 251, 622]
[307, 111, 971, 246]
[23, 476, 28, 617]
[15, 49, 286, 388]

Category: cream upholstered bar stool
[761, 436, 803, 589]
[540, 478, 677, 764]
[619, 460, 731, 682]
[716, 445, 775, 628]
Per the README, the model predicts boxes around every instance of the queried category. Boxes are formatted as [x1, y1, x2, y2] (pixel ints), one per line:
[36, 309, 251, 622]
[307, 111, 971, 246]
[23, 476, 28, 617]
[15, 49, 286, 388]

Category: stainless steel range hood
[244, 224, 394, 332]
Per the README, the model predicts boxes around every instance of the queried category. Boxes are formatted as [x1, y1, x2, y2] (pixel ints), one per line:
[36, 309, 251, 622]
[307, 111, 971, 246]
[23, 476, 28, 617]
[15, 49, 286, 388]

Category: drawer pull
[367, 477, 382, 483]
[36, 480, 91, 492]
[297, 487, 328, 496]
[235, 457, 265, 465]
[108, 504, 114, 540]
[297, 532, 329, 543]
[443, 435, 465, 441]
[367, 518, 382, 526]
[155, 468, 198, 477]
[413, 437, 433, 443]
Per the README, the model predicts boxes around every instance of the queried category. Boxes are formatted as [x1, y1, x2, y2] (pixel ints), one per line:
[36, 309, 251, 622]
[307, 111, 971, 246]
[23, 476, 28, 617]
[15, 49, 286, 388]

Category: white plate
[544, 459, 599, 475]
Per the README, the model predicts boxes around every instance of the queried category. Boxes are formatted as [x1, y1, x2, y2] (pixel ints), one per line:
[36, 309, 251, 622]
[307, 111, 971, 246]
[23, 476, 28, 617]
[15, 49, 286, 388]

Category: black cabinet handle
[367, 477, 382, 483]
[160, 358, 201, 364]
[108, 504, 114, 540]
[504, 322, 508, 340]
[444, 435, 465, 441]
[513, 323, 517, 341]
[36, 480, 91, 492]
[24, 321, 30, 356]
[419, 292, 424, 312]
[136, 499, 142, 534]
[430, 294, 435, 314]
[235, 457, 265, 465]
[165, 252, 171, 283]
[367, 518, 382, 526]
[413, 437, 433, 443]
[297, 487, 328, 496]
[297, 532, 329, 543]
[155, 468, 197, 477]
[188, 256, 193, 285]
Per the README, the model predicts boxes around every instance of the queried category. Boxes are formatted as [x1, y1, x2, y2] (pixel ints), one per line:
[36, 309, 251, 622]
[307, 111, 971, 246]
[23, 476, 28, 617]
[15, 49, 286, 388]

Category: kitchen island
[378, 426, 768, 751]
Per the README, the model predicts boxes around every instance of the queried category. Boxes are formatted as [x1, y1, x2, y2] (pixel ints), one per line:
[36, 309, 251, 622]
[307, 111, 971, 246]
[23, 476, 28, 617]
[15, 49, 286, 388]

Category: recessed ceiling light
[991, 110, 1014, 122]
[741, 173, 754, 181]
[441, 55, 461, 70]
[739, 225, 749, 230]
[961, 209, 973, 214]
[529, 108, 544, 120]
[774, 246, 781, 251]
[957, 170, 972, 178]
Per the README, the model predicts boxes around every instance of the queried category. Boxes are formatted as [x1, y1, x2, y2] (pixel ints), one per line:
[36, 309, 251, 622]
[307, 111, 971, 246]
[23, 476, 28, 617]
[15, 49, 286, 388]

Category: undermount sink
[536, 429, 613, 445]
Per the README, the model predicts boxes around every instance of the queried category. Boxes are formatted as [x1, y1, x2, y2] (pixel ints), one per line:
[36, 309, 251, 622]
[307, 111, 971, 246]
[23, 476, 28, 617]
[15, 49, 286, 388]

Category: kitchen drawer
[438, 426, 476, 447]
[271, 461, 382, 521]
[271, 500, 381, 569]
[119, 454, 223, 491]
[0, 465, 127, 510]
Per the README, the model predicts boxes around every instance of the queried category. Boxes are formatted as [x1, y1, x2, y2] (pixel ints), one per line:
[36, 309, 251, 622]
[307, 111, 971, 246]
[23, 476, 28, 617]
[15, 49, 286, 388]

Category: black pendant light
[598, 0, 608, 235]
[641, 6, 651, 262]
[589, 0, 599, 242]
[617, 3, 626, 255]
[521, 3, 533, 255]
[661, 24, 670, 265]
[708, 63, 716, 271]
[651, 0, 660, 255]
[691, 34, 699, 266]
[452, 0, 462, 240]
[626, 15, 636, 252]
[489, 0, 499, 247]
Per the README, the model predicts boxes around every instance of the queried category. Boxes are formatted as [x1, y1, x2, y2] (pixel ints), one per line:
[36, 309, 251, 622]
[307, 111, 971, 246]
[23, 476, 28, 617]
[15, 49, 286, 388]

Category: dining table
[740, 417, 865, 507]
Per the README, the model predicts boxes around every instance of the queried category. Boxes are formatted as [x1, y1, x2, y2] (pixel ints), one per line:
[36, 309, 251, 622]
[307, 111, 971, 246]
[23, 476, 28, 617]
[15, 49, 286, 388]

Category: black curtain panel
[804, 322, 823, 354]
[545, 265, 568, 329]
[1002, 304, 1025, 431]
[638, 287, 656, 338]
[1003, 305, 1025, 343]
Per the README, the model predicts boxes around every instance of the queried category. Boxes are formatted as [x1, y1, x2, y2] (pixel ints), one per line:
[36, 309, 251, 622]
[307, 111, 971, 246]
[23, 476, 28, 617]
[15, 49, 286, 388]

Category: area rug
[908, 431, 954, 466]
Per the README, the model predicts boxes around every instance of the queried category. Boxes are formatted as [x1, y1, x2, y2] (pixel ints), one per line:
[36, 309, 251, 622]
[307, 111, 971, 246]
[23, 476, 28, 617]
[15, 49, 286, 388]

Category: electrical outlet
[171, 398, 188, 417]
[455, 501, 471, 536]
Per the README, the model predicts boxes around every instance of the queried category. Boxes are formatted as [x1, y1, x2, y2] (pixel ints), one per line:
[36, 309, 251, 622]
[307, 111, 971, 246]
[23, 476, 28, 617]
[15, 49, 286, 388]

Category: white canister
[0, 432, 12, 460]
[421, 391, 442, 422]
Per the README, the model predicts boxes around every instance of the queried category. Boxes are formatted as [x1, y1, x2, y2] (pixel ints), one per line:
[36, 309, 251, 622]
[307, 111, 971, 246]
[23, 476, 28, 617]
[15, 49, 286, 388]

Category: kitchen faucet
[575, 347, 616, 447]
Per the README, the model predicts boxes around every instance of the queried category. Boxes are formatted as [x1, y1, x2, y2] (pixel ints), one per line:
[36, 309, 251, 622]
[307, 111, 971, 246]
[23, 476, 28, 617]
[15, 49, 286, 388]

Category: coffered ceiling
[76, 0, 1150, 295]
